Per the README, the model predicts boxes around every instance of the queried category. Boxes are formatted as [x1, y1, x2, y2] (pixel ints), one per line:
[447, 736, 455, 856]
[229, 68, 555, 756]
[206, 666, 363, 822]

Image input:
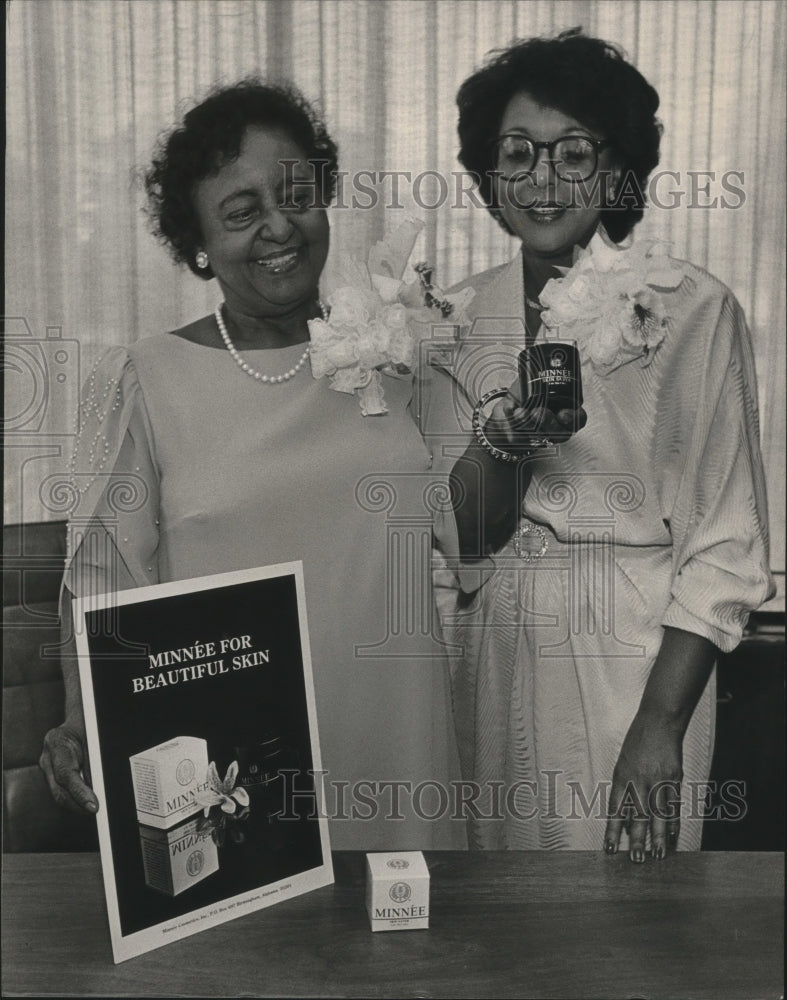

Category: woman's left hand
[603, 708, 684, 862]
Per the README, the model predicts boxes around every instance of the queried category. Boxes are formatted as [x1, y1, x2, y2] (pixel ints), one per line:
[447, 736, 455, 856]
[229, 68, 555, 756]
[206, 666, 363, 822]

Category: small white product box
[129, 736, 210, 830]
[365, 851, 430, 932]
[138, 816, 219, 896]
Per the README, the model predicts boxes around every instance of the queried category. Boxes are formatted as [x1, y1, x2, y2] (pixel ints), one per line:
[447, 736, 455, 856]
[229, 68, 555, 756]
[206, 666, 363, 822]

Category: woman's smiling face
[193, 125, 329, 318]
[494, 92, 619, 264]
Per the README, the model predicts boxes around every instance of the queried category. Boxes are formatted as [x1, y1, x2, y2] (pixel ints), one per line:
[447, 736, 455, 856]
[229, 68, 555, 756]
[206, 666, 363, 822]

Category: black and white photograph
[3, 0, 784, 996]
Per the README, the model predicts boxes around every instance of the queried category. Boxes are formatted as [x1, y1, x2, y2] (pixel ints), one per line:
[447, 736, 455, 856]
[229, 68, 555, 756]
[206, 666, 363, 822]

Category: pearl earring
[196, 251, 209, 269]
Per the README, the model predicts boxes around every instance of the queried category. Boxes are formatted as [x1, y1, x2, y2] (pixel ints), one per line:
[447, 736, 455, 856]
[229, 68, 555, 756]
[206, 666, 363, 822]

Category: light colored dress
[65, 333, 466, 851]
[427, 242, 774, 851]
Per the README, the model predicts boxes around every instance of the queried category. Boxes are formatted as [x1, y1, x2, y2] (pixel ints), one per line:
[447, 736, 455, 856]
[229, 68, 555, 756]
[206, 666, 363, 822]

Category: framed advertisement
[74, 561, 333, 962]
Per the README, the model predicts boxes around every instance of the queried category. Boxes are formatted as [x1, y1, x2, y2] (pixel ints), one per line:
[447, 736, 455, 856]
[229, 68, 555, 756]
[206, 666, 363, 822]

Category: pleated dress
[428, 243, 773, 851]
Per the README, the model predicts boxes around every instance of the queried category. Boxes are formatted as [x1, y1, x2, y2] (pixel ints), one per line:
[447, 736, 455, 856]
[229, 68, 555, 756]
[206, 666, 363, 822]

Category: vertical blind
[5, 0, 785, 599]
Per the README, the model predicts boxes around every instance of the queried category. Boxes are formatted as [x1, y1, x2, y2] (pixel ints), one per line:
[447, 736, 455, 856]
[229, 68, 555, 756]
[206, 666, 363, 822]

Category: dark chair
[2, 521, 98, 851]
[702, 611, 785, 851]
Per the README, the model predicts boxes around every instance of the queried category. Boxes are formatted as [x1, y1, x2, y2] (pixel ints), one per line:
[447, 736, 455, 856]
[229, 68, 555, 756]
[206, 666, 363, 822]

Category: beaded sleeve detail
[68, 357, 125, 497]
[64, 346, 160, 597]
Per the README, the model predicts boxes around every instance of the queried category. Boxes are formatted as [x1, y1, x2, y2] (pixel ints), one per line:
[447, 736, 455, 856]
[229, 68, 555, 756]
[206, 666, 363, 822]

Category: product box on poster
[365, 851, 430, 931]
[74, 561, 333, 962]
[138, 816, 220, 896]
[130, 736, 210, 829]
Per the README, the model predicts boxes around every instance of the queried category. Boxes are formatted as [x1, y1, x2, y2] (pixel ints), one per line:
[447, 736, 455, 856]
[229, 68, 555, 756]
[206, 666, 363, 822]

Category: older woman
[435, 30, 774, 859]
[40, 79, 465, 851]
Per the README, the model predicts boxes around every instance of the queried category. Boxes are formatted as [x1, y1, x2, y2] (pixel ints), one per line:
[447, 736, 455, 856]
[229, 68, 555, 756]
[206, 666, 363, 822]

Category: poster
[75, 561, 333, 963]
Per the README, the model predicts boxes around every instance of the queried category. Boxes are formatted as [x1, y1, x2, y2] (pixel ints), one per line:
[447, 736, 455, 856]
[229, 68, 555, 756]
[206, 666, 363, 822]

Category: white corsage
[539, 228, 687, 375]
[309, 217, 473, 414]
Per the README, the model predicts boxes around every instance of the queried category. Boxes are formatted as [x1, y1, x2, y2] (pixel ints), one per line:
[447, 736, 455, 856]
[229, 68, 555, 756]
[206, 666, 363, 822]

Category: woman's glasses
[491, 134, 611, 183]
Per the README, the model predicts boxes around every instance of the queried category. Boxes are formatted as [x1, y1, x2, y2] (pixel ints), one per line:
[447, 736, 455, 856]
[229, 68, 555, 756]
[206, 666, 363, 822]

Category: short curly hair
[457, 29, 662, 242]
[144, 78, 339, 279]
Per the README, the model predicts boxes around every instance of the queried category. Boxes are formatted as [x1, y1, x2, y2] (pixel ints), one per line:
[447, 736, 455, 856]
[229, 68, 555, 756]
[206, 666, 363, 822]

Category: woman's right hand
[485, 381, 587, 454]
[452, 380, 587, 562]
[40, 722, 99, 814]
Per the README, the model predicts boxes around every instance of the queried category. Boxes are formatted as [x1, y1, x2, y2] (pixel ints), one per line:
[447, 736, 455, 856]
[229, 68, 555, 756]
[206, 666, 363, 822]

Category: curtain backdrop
[5, 0, 785, 602]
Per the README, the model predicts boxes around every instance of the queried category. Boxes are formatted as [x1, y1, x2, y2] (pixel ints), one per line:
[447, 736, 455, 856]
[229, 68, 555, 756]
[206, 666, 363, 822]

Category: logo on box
[389, 882, 412, 903]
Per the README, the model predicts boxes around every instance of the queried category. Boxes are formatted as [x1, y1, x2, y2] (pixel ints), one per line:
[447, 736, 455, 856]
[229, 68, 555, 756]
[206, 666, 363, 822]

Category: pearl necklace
[215, 300, 328, 384]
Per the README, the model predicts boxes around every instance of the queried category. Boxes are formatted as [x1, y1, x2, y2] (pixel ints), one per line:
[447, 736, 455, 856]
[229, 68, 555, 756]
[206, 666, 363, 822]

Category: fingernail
[86, 801, 98, 813]
[631, 848, 645, 864]
[604, 839, 617, 854]
[653, 844, 665, 860]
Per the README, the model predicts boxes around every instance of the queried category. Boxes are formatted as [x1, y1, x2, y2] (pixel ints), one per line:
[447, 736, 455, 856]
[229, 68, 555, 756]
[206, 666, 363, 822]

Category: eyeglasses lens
[496, 137, 597, 182]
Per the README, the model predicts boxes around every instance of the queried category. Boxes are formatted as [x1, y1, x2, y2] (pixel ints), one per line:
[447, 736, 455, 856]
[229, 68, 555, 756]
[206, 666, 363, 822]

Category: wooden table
[1, 851, 783, 998]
